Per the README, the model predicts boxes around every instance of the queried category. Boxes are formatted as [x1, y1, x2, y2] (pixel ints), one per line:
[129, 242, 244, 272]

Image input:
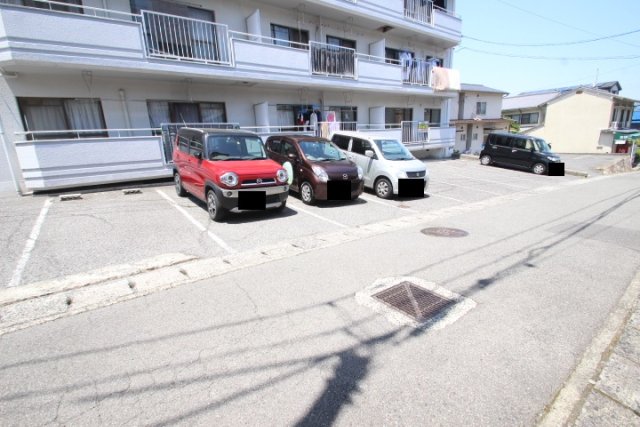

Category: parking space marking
[359, 194, 421, 213]
[430, 179, 503, 195]
[8, 198, 53, 287]
[436, 172, 529, 189]
[426, 192, 466, 203]
[287, 201, 348, 228]
[156, 190, 236, 254]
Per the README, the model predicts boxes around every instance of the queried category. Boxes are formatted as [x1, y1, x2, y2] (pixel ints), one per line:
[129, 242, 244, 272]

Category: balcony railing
[310, 42, 356, 78]
[141, 10, 231, 65]
[0, 0, 459, 89]
[402, 59, 432, 86]
[404, 0, 433, 25]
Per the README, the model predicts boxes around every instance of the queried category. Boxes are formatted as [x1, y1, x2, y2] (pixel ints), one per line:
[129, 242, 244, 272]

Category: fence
[404, 0, 433, 25]
[310, 42, 356, 78]
[141, 10, 231, 65]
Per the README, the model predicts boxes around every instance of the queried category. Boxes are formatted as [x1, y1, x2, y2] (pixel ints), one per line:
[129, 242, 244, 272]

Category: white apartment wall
[458, 92, 503, 119]
[3, 72, 452, 131]
[193, 0, 452, 61]
[528, 92, 612, 153]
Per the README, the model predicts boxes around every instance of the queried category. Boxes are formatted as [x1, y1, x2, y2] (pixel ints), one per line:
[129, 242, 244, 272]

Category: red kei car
[172, 128, 289, 221]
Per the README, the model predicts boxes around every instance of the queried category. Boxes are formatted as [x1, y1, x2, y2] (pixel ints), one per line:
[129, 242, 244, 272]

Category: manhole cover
[373, 281, 454, 322]
[421, 227, 468, 237]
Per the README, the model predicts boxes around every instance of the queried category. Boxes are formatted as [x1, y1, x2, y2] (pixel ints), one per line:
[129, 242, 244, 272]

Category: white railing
[402, 59, 432, 86]
[141, 10, 231, 65]
[315, 121, 357, 138]
[229, 30, 310, 51]
[404, 0, 433, 25]
[310, 42, 356, 78]
[15, 128, 159, 140]
[0, 0, 138, 21]
[401, 121, 430, 145]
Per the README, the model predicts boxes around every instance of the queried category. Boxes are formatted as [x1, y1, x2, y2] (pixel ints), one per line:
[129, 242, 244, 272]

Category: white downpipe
[118, 89, 132, 136]
[0, 120, 22, 194]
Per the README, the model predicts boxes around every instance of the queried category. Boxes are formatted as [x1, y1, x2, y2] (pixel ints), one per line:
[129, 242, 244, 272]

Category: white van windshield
[373, 139, 414, 160]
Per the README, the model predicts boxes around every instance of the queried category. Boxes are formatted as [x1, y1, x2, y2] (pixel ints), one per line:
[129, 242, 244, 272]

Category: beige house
[502, 82, 638, 153]
[450, 84, 510, 154]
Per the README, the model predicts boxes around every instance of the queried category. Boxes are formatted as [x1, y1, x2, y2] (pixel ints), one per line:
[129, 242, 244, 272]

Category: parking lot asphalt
[1, 164, 638, 426]
[1, 158, 579, 289]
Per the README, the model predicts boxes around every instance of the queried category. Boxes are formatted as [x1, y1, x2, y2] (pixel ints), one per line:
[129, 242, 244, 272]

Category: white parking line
[359, 194, 419, 213]
[438, 172, 529, 189]
[287, 201, 348, 228]
[8, 198, 53, 287]
[156, 190, 236, 254]
[430, 180, 503, 195]
[427, 192, 466, 203]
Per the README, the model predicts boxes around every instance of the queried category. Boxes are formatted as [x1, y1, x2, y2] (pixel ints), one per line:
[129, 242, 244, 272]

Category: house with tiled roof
[502, 81, 638, 154]
[450, 84, 510, 154]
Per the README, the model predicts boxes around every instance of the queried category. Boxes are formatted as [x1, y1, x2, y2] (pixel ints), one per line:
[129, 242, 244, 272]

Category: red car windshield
[207, 135, 266, 160]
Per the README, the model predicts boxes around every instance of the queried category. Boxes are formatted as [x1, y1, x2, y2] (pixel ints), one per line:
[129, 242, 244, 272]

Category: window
[245, 138, 264, 157]
[327, 36, 356, 50]
[282, 141, 297, 157]
[189, 135, 203, 157]
[178, 133, 190, 153]
[460, 134, 466, 141]
[147, 101, 227, 128]
[511, 137, 527, 150]
[351, 138, 372, 155]
[476, 102, 487, 115]
[385, 48, 414, 64]
[424, 108, 441, 125]
[268, 139, 282, 154]
[492, 135, 510, 147]
[328, 106, 358, 125]
[426, 56, 444, 67]
[21, 0, 82, 13]
[473, 133, 478, 140]
[332, 135, 351, 150]
[385, 108, 413, 127]
[271, 24, 309, 49]
[18, 97, 107, 140]
[520, 113, 539, 125]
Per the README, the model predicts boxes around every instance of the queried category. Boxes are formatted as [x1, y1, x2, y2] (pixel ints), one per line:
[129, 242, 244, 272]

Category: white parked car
[330, 131, 429, 199]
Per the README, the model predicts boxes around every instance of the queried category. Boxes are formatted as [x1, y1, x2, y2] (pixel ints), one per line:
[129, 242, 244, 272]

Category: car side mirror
[365, 150, 375, 158]
[548, 144, 552, 149]
[195, 151, 203, 160]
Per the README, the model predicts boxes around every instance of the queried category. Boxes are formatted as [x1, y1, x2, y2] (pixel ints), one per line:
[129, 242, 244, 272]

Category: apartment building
[0, 0, 461, 193]
[449, 83, 509, 154]
[502, 82, 638, 154]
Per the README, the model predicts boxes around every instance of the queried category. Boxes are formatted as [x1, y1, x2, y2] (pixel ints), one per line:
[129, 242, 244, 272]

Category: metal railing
[404, 0, 433, 25]
[15, 128, 159, 141]
[310, 42, 356, 78]
[401, 121, 430, 145]
[141, 10, 231, 65]
[0, 0, 138, 21]
[401, 59, 432, 86]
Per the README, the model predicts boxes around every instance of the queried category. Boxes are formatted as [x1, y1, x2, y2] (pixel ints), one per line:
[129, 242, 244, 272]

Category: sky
[454, 0, 640, 104]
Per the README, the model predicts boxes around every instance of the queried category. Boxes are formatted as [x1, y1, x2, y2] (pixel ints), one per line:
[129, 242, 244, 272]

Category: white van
[330, 131, 429, 199]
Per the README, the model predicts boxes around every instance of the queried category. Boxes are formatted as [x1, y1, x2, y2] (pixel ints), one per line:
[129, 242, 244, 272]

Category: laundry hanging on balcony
[431, 67, 461, 91]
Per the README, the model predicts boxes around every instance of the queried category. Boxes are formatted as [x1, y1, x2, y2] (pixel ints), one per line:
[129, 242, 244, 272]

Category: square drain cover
[356, 277, 476, 330]
[373, 281, 453, 322]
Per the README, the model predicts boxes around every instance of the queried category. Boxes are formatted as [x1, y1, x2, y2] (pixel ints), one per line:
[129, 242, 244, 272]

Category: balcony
[404, 0, 433, 25]
[0, 1, 458, 93]
[310, 42, 356, 79]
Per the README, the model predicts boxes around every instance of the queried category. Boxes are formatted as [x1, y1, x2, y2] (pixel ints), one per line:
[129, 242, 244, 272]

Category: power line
[457, 47, 640, 61]
[463, 28, 640, 47]
[493, 0, 640, 49]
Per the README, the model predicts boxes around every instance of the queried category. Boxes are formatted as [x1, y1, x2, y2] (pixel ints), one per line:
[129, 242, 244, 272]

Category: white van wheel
[375, 178, 393, 199]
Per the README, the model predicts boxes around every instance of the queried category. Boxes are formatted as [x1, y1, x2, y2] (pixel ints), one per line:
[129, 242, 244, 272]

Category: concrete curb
[458, 154, 590, 177]
[536, 267, 640, 426]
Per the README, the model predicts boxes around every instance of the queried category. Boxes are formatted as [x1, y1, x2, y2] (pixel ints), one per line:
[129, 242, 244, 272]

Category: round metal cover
[421, 227, 468, 237]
